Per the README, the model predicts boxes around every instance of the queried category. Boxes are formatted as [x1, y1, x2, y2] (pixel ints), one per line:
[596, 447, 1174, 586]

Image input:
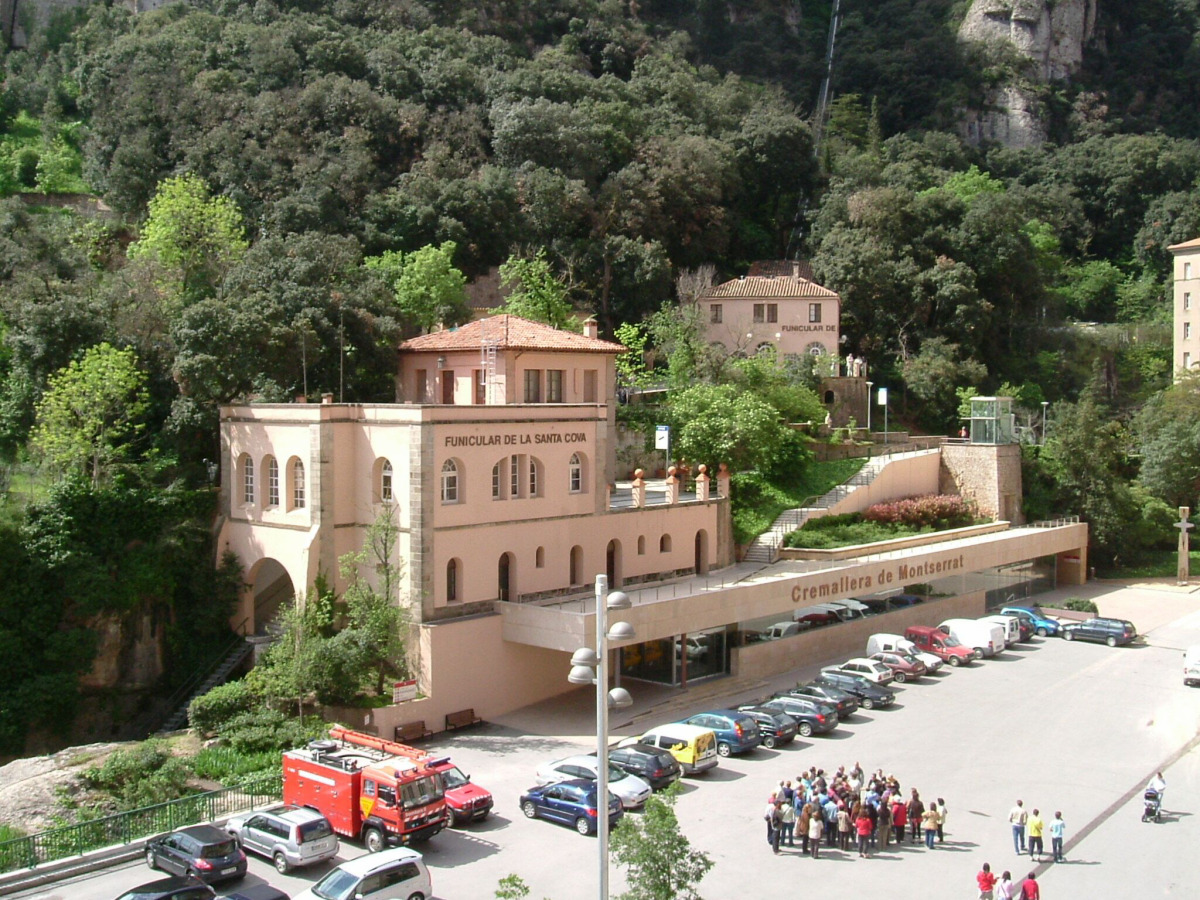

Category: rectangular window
[524, 369, 542, 403]
[415, 370, 427, 403]
[767, 303, 778, 323]
[1186, 293, 1193, 311]
[583, 370, 597, 403]
[474, 369, 486, 404]
[710, 304, 722, 324]
[1187, 262, 1194, 279]
[268, 462, 279, 507]
[441, 370, 455, 404]
[753, 303, 765, 323]
[492, 463, 502, 500]
[1186, 352, 1193, 369]
[547, 370, 564, 403]
[1187, 322, 1193, 340]
[809, 303, 822, 323]
[529, 458, 538, 496]
[242, 459, 254, 505]
[510, 455, 520, 498]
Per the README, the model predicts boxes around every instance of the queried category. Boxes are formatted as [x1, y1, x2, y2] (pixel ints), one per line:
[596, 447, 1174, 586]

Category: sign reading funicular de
[445, 431, 589, 448]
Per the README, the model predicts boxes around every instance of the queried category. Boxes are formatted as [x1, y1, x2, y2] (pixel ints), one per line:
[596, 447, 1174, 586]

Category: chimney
[583, 317, 599, 339]
[321, 392, 334, 404]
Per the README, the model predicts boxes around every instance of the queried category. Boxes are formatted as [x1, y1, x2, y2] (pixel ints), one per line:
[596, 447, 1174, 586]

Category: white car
[294, 846, 431, 900]
[535, 754, 653, 809]
[822, 658, 895, 685]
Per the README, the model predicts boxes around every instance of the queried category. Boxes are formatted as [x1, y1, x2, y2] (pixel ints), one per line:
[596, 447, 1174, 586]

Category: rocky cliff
[958, 0, 1098, 147]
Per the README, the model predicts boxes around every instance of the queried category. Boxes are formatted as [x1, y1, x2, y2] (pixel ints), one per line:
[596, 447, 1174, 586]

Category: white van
[1185, 646, 1200, 686]
[981, 614, 1020, 648]
[865, 633, 944, 672]
[621, 723, 719, 776]
[938, 618, 1005, 658]
[765, 621, 805, 640]
[817, 601, 867, 622]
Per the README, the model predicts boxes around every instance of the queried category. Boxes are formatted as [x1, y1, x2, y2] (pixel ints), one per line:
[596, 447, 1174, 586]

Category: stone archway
[243, 557, 295, 634]
[606, 539, 623, 588]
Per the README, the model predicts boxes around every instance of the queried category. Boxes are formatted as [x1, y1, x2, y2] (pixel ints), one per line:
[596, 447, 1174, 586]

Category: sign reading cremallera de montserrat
[445, 432, 588, 447]
[790, 554, 966, 604]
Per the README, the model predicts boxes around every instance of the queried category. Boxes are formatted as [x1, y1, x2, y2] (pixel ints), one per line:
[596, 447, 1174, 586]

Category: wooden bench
[445, 708, 482, 732]
[394, 721, 432, 743]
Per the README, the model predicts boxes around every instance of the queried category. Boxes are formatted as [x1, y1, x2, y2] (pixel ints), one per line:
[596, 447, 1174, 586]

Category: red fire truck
[282, 728, 449, 851]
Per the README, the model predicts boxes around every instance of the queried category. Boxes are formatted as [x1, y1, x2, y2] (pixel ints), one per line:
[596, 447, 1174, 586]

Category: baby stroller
[1142, 789, 1162, 823]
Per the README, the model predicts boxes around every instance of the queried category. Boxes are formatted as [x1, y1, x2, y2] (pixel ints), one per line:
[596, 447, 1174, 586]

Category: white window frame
[510, 455, 520, 498]
[381, 460, 393, 503]
[441, 459, 459, 504]
[241, 455, 254, 505]
[291, 458, 305, 509]
[267, 458, 279, 507]
[569, 453, 582, 493]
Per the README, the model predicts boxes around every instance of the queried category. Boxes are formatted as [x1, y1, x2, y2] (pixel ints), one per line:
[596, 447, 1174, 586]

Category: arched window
[824, 390, 835, 405]
[240, 454, 254, 505]
[568, 453, 583, 493]
[637, 535, 646, 555]
[447, 558, 460, 602]
[510, 455, 520, 498]
[441, 459, 460, 504]
[265, 457, 279, 507]
[380, 460, 393, 503]
[290, 458, 306, 510]
[806, 341, 827, 356]
[660, 534, 672, 553]
[535, 546, 545, 568]
[528, 457, 541, 497]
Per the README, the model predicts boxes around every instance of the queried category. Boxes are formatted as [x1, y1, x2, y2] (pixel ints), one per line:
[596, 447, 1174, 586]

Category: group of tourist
[1007, 799, 1067, 862]
[976, 863, 1040, 900]
[762, 762, 947, 857]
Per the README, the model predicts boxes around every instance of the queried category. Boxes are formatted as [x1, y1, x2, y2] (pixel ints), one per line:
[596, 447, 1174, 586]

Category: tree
[31, 342, 148, 485]
[901, 337, 987, 431]
[127, 174, 248, 309]
[365, 242, 470, 337]
[667, 383, 788, 474]
[1135, 372, 1200, 507]
[497, 250, 577, 330]
[611, 782, 712, 900]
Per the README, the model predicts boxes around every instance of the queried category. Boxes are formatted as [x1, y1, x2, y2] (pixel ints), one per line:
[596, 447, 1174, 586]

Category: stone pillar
[695, 464, 710, 501]
[717, 463, 731, 499]
[665, 466, 680, 504]
[631, 469, 646, 508]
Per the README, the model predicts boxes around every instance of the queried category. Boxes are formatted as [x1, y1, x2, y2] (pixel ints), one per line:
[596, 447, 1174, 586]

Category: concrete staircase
[156, 635, 254, 734]
[742, 449, 936, 564]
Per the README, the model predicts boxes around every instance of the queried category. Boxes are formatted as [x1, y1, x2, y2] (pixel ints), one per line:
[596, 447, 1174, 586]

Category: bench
[394, 721, 432, 743]
[445, 708, 482, 732]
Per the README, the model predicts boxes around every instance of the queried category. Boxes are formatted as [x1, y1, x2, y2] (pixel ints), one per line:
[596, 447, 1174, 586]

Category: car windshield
[400, 773, 444, 809]
[440, 766, 469, 789]
[941, 635, 964, 647]
[297, 818, 333, 842]
[312, 869, 361, 900]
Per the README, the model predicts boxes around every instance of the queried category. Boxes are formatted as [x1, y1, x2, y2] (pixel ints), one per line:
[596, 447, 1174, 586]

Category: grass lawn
[732, 457, 865, 545]
[784, 519, 944, 549]
[1094, 549, 1200, 579]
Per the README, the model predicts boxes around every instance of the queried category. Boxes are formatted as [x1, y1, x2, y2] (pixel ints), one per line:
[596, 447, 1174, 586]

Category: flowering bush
[861, 494, 978, 529]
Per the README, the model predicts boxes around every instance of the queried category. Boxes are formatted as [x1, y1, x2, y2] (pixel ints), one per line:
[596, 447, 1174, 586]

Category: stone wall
[939, 442, 1024, 523]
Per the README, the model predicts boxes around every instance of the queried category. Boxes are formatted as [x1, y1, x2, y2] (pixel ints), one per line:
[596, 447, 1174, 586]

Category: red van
[903, 625, 975, 667]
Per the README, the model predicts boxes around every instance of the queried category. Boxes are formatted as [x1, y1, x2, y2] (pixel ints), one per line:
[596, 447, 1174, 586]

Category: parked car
[757, 696, 838, 737]
[904, 625, 975, 666]
[814, 671, 896, 710]
[225, 886, 291, 900]
[226, 806, 338, 874]
[1185, 646, 1200, 687]
[814, 602, 867, 622]
[535, 755, 652, 808]
[437, 762, 494, 826]
[821, 658, 895, 685]
[681, 710, 762, 756]
[519, 779, 623, 835]
[794, 606, 841, 628]
[116, 877, 216, 900]
[294, 846, 430, 900]
[981, 614, 1022, 648]
[763, 620, 807, 640]
[888, 593, 925, 607]
[734, 706, 799, 748]
[869, 651, 927, 683]
[621, 724, 719, 776]
[859, 598, 893, 616]
[1000, 605, 1061, 637]
[1061, 617, 1137, 647]
[603, 744, 682, 790]
[938, 618, 1005, 658]
[996, 612, 1034, 642]
[785, 682, 860, 719]
[865, 633, 943, 673]
[144, 825, 247, 885]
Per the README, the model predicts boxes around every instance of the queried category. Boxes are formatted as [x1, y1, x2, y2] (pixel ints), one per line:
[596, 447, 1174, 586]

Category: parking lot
[15, 580, 1200, 900]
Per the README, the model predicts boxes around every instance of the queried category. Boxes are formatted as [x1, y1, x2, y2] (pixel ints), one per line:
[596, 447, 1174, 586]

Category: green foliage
[1058, 597, 1100, 614]
[786, 495, 980, 548]
[216, 708, 326, 755]
[83, 740, 192, 810]
[187, 747, 280, 783]
[614, 322, 649, 388]
[611, 781, 712, 900]
[731, 458, 865, 545]
[365, 242, 470, 337]
[1134, 373, 1200, 507]
[497, 250, 578, 330]
[666, 383, 789, 475]
[0, 824, 24, 842]
[31, 343, 148, 485]
[188, 679, 256, 735]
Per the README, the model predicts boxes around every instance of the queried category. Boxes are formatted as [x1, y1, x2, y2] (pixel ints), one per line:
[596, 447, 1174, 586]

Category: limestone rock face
[958, 0, 1097, 146]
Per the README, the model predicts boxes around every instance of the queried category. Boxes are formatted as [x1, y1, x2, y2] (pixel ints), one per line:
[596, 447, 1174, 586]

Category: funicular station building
[219, 314, 1088, 735]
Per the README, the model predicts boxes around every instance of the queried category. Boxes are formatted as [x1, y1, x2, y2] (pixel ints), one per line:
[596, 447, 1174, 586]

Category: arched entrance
[606, 539, 622, 588]
[694, 529, 709, 575]
[244, 557, 295, 634]
[570, 545, 584, 586]
[498, 552, 515, 602]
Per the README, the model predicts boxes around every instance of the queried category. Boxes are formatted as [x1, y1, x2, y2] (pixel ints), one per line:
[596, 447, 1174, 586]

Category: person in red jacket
[976, 862, 997, 899]
[891, 797, 907, 843]
[1020, 871, 1040, 899]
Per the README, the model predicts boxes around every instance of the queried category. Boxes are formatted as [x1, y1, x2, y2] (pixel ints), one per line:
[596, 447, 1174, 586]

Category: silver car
[225, 805, 338, 874]
[535, 754, 653, 809]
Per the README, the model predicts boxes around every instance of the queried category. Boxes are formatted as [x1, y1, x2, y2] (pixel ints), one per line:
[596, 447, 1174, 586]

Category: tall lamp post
[569, 575, 635, 900]
[866, 381, 873, 433]
[1041, 401, 1049, 445]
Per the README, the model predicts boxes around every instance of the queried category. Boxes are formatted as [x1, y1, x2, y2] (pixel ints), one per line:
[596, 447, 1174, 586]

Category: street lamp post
[1041, 401, 1049, 445]
[866, 381, 873, 433]
[569, 575, 635, 900]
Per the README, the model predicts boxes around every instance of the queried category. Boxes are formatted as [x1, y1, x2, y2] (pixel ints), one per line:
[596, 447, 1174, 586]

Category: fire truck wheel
[145, 848, 157, 870]
[364, 827, 386, 853]
[273, 852, 290, 874]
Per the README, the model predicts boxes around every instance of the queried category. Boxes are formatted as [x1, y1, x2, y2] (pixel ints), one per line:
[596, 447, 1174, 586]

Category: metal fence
[0, 772, 281, 874]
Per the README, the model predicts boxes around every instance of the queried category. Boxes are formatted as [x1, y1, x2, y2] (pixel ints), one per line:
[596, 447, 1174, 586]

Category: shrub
[83, 740, 192, 809]
[1063, 597, 1099, 613]
[188, 679, 256, 734]
[221, 708, 327, 754]
[188, 747, 280, 783]
[861, 494, 977, 529]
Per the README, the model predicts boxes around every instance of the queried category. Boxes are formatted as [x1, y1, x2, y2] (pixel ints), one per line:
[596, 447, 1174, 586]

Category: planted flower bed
[784, 494, 982, 550]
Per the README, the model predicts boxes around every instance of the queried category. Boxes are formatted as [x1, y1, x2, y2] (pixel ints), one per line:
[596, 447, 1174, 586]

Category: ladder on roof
[481, 319, 498, 404]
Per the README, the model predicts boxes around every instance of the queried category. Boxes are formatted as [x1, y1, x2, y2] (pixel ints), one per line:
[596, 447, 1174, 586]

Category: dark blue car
[519, 778, 623, 835]
[681, 709, 762, 756]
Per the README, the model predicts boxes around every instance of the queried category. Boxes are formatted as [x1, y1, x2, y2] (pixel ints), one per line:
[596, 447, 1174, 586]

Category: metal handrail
[156, 617, 250, 729]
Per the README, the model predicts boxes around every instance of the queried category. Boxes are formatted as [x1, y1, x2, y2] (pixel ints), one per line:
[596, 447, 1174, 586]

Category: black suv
[145, 825, 247, 885]
[116, 877, 216, 900]
[1062, 617, 1137, 647]
[787, 682, 860, 719]
[814, 671, 896, 710]
[603, 744, 682, 790]
[756, 696, 837, 737]
[735, 706, 799, 749]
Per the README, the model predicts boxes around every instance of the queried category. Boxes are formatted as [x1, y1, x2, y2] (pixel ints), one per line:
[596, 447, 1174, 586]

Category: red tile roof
[704, 272, 839, 300]
[399, 315, 626, 354]
[1168, 237, 1200, 251]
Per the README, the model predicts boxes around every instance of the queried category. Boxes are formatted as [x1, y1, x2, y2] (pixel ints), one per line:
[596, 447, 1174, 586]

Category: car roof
[332, 845, 423, 875]
[274, 805, 328, 824]
[550, 754, 599, 768]
[643, 723, 713, 738]
[121, 876, 211, 894]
